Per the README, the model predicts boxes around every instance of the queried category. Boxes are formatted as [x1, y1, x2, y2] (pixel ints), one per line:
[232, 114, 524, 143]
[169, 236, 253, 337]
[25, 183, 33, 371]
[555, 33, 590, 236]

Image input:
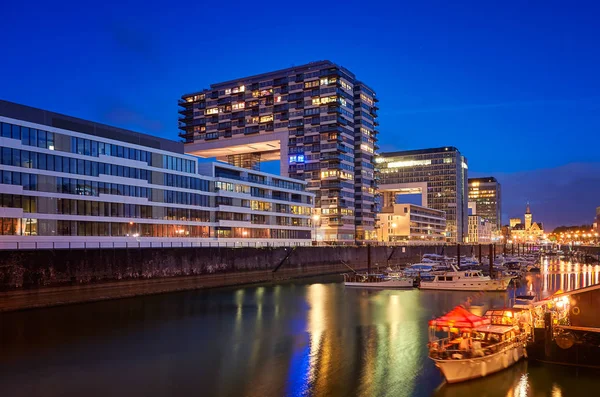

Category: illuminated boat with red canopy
[428, 305, 527, 383]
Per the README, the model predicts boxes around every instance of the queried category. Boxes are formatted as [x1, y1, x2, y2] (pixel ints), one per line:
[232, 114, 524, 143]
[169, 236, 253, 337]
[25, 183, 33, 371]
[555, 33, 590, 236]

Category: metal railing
[0, 240, 313, 250]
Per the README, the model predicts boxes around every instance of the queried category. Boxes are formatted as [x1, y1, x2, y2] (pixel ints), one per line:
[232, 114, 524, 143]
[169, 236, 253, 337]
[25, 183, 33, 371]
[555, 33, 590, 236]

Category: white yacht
[343, 273, 413, 289]
[419, 264, 513, 291]
[403, 263, 450, 277]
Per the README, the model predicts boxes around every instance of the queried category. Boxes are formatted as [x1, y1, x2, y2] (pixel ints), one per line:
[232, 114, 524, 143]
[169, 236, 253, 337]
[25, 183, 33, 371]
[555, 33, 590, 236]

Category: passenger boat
[428, 306, 527, 383]
[419, 264, 513, 291]
[343, 273, 413, 289]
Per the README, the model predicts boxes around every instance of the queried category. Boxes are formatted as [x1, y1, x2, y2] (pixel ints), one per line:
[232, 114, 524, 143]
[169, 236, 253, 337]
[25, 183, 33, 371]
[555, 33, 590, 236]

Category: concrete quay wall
[0, 244, 515, 291]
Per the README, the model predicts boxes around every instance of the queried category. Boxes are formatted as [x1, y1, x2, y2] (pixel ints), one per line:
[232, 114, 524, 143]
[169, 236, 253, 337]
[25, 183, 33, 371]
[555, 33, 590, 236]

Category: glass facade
[468, 177, 501, 232]
[179, 61, 378, 243]
[0, 103, 314, 248]
[376, 147, 468, 242]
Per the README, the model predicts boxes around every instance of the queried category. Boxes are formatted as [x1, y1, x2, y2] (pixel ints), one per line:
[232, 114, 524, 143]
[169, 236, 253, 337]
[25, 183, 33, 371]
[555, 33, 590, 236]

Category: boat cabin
[434, 270, 483, 282]
[430, 324, 521, 360]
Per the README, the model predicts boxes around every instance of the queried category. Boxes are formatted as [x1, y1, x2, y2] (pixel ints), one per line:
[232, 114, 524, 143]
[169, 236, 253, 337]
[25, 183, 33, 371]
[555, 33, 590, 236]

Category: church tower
[524, 202, 532, 230]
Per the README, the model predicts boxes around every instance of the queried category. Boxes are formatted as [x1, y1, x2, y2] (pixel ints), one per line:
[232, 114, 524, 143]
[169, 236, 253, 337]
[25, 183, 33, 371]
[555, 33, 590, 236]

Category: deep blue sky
[1, 1, 599, 229]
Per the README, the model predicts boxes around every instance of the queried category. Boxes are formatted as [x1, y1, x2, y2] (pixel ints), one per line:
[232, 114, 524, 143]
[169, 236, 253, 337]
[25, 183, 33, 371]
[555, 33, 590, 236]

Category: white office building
[0, 100, 314, 249]
[377, 203, 446, 243]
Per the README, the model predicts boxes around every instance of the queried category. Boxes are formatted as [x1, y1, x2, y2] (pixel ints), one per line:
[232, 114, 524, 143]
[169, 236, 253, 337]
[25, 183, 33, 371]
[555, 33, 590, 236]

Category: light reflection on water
[0, 258, 598, 397]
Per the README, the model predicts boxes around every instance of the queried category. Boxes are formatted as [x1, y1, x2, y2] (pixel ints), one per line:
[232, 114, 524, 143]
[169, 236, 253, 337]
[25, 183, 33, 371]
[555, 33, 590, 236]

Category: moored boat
[343, 273, 413, 289]
[419, 264, 513, 291]
[428, 306, 527, 383]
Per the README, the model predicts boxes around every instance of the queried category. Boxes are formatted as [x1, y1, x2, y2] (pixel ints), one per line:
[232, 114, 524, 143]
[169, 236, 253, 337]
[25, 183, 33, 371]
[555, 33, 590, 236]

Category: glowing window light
[386, 159, 432, 168]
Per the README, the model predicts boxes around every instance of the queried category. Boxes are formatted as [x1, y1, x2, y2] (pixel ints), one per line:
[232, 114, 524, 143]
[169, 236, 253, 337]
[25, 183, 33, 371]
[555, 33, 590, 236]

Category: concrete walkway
[0, 263, 358, 313]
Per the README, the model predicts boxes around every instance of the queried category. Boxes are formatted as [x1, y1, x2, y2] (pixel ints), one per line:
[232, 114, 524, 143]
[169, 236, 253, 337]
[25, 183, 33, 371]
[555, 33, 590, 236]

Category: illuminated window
[320, 78, 329, 85]
[304, 80, 319, 88]
[225, 89, 231, 95]
[232, 102, 245, 110]
[259, 115, 273, 123]
[360, 143, 374, 154]
[275, 96, 282, 103]
[386, 159, 432, 168]
[289, 155, 305, 164]
[205, 108, 218, 115]
[360, 93, 373, 105]
[340, 80, 352, 91]
[444, 158, 453, 164]
[312, 98, 321, 105]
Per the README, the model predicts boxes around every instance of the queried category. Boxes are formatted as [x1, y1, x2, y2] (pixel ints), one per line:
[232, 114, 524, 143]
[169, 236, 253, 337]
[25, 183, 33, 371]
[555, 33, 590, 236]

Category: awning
[429, 305, 491, 329]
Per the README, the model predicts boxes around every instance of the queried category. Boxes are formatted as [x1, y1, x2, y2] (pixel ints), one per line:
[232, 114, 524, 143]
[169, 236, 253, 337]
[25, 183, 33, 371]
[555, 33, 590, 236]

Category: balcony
[178, 106, 193, 115]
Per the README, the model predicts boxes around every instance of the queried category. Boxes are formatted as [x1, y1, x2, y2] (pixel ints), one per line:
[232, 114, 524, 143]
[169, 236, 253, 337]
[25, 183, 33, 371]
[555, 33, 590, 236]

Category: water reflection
[541, 259, 600, 296]
[0, 259, 598, 397]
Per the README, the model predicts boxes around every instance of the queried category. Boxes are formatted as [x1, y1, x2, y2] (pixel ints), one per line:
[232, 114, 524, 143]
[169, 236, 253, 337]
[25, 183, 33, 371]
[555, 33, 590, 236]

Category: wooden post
[367, 244, 372, 274]
[478, 244, 482, 266]
[489, 243, 494, 279]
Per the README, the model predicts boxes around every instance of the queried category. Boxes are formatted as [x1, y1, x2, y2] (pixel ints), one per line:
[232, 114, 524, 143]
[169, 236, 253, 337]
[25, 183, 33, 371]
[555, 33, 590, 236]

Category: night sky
[1, 1, 598, 229]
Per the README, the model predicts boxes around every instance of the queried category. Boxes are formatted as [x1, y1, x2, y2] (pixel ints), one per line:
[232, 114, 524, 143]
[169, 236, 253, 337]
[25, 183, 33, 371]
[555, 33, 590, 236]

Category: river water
[1, 259, 599, 397]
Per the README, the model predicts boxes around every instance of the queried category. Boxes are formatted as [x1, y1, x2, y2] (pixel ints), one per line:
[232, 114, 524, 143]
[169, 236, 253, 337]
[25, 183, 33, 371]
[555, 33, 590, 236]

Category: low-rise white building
[467, 215, 492, 244]
[377, 203, 446, 243]
[0, 100, 314, 249]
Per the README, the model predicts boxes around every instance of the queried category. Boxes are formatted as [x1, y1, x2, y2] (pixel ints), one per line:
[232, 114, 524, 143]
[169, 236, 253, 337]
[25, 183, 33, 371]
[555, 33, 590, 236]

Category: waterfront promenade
[1, 244, 597, 312]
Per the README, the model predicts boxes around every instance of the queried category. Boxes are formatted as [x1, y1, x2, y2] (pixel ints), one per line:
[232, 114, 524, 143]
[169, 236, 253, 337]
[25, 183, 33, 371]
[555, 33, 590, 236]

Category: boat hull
[344, 280, 413, 289]
[420, 277, 512, 291]
[433, 344, 525, 383]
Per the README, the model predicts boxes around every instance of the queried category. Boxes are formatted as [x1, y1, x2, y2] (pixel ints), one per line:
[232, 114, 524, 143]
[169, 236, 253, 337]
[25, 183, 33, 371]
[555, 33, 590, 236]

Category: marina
[1, 256, 599, 396]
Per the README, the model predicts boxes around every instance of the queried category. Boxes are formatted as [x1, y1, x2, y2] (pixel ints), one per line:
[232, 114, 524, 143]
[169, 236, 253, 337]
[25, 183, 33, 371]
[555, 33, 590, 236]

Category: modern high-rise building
[178, 61, 378, 243]
[0, 100, 314, 248]
[376, 147, 468, 242]
[468, 177, 501, 232]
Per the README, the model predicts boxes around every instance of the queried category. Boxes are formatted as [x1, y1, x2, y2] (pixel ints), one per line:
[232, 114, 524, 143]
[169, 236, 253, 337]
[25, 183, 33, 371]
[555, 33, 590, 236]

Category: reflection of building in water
[541, 261, 600, 295]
